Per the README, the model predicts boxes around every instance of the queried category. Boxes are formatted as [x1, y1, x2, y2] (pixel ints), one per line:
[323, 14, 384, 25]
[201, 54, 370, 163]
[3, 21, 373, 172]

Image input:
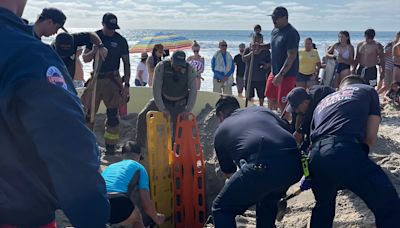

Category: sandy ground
[56, 102, 400, 227]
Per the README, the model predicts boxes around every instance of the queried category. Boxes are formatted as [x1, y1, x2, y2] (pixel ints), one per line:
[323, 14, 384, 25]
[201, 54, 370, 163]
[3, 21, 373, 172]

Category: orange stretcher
[146, 111, 174, 228]
[173, 113, 206, 228]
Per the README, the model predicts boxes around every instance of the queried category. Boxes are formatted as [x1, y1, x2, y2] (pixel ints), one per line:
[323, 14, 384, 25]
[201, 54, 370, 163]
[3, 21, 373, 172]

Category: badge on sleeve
[46, 66, 68, 90]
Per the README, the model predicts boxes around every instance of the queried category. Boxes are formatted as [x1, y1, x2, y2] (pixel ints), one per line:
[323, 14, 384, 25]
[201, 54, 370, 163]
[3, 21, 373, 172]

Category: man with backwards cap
[136, 51, 198, 151]
[81, 13, 131, 155]
[0, 0, 109, 227]
[31, 8, 68, 40]
[212, 95, 302, 227]
[286, 85, 335, 150]
[52, 32, 108, 83]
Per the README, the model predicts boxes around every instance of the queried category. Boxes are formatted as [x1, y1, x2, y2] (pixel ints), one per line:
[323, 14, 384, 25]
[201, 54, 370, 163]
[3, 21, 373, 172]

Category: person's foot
[105, 143, 116, 155]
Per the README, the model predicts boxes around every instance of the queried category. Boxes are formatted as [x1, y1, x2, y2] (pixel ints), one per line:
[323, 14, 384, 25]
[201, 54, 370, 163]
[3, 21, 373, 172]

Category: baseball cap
[40, 8, 68, 33]
[55, 33, 75, 58]
[268, 6, 289, 18]
[286, 87, 311, 113]
[172, 51, 187, 67]
[102, 13, 120, 30]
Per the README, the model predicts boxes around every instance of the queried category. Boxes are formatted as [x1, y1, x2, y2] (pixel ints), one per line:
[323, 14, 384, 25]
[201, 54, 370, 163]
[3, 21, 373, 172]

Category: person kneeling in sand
[136, 51, 197, 151]
[212, 95, 302, 227]
[102, 142, 165, 227]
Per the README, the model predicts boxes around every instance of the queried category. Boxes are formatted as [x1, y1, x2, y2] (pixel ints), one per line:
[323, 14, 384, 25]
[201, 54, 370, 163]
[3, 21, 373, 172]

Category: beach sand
[56, 102, 400, 227]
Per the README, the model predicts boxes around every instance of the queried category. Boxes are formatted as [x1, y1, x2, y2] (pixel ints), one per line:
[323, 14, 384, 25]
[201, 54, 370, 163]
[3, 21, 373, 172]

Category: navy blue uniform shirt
[87, 30, 129, 73]
[271, 23, 300, 77]
[311, 84, 381, 142]
[0, 7, 109, 227]
[214, 106, 297, 174]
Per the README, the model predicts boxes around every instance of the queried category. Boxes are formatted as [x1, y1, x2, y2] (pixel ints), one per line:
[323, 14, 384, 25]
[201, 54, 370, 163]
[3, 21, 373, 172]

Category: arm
[122, 54, 131, 84]
[137, 70, 144, 84]
[139, 190, 164, 224]
[211, 56, 216, 73]
[199, 57, 205, 74]
[353, 43, 361, 72]
[214, 129, 237, 178]
[242, 48, 252, 62]
[364, 115, 381, 148]
[377, 43, 385, 78]
[226, 56, 235, 77]
[15, 80, 109, 227]
[152, 63, 167, 111]
[185, 66, 198, 112]
[278, 48, 298, 76]
[325, 44, 336, 59]
[83, 46, 97, 63]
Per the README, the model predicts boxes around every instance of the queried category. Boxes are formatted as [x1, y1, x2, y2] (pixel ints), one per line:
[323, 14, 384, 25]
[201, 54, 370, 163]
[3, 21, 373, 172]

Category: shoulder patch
[46, 66, 68, 90]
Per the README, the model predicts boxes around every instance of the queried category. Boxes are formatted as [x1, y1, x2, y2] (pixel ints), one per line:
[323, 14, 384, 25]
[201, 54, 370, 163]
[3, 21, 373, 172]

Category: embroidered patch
[46, 66, 67, 90]
[111, 42, 118, 48]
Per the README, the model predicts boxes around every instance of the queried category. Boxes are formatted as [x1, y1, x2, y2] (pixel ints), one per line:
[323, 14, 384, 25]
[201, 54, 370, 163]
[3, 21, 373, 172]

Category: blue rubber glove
[300, 176, 311, 191]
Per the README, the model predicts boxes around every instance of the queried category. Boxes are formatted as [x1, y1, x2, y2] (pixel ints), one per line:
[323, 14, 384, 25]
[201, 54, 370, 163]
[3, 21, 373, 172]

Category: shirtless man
[393, 32, 400, 81]
[353, 29, 385, 87]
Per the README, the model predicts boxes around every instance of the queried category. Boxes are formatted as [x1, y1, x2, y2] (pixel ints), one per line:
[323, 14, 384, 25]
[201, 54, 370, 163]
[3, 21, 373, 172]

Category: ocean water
[50, 29, 397, 92]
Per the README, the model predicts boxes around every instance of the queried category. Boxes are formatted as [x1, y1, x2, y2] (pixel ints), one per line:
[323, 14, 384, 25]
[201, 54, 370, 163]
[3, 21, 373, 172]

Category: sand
[56, 102, 400, 227]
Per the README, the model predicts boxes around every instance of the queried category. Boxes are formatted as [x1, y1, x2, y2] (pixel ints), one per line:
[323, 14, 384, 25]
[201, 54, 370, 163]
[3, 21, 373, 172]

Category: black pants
[212, 153, 302, 228]
[108, 194, 135, 224]
[309, 136, 400, 227]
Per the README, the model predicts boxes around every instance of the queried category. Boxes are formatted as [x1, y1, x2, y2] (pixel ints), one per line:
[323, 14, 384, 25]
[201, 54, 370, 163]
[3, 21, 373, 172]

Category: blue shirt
[214, 106, 296, 173]
[311, 84, 381, 142]
[271, 23, 300, 77]
[102, 160, 150, 193]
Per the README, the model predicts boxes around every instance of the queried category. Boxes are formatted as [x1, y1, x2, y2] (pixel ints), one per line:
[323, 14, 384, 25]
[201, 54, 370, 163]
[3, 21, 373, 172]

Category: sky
[23, 0, 400, 31]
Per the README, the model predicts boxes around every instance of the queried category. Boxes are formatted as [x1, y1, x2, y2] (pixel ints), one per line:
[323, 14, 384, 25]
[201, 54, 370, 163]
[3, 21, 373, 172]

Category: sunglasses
[220, 44, 227, 47]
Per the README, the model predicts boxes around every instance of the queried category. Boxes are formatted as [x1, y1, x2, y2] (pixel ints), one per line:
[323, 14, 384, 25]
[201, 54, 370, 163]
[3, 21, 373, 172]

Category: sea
[44, 29, 397, 92]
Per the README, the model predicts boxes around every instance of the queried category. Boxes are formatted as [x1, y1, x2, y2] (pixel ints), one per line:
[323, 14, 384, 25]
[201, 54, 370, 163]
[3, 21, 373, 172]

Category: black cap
[286, 87, 311, 113]
[102, 13, 120, 30]
[269, 6, 289, 18]
[55, 33, 75, 58]
[172, 51, 187, 67]
[40, 8, 68, 33]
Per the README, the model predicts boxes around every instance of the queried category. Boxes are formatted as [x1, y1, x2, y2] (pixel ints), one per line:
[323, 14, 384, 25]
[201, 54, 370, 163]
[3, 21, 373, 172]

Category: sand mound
[57, 104, 400, 227]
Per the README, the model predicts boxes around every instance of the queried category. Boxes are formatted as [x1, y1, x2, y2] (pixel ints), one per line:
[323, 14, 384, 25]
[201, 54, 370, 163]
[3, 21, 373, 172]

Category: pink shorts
[265, 73, 296, 104]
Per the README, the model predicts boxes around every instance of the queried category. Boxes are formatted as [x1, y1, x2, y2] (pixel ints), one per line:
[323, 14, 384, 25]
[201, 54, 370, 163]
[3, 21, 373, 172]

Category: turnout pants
[81, 73, 124, 148]
[212, 152, 302, 228]
[136, 98, 186, 148]
[309, 136, 400, 228]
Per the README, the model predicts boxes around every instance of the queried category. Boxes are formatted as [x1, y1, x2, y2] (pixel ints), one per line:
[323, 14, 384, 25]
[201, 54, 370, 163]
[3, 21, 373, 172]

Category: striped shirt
[385, 42, 394, 70]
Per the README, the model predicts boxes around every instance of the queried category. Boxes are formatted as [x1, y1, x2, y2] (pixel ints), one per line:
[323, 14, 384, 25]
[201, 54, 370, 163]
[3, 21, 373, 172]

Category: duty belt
[98, 71, 119, 79]
[312, 135, 360, 147]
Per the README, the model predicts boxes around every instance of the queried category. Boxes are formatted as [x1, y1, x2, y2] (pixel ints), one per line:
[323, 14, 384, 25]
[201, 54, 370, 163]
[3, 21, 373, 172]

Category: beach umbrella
[129, 32, 193, 53]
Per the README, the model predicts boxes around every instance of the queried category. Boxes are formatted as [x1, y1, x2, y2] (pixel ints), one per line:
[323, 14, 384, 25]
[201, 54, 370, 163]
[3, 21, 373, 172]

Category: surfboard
[321, 59, 337, 87]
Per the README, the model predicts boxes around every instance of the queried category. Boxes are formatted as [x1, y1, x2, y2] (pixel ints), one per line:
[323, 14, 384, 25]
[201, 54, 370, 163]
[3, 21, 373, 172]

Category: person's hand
[98, 46, 108, 61]
[154, 213, 165, 225]
[222, 76, 228, 82]
[293, 131, 303, 145]
[300, 176, 311, 191]
[272, 73, 284, 86]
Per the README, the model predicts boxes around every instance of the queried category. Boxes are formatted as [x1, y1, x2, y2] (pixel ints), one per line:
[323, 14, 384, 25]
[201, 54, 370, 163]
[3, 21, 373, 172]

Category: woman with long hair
[146, 44, 164, 86]
[326, 31, 354, 87]
[187, 40, 205, 90]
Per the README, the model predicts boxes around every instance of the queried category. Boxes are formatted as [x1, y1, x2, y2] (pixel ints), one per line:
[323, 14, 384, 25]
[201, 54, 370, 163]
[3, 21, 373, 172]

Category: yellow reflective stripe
[104, 132, 120, 141]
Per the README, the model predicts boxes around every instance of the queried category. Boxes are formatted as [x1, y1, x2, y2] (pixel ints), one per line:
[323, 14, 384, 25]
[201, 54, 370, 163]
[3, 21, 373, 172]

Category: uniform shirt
[271, 23, 300, 77]
[87, 30, 129, 73]
[243, 48, 271, 82]
[54, 33, 91, 79]
[234, 53, 246, 77]
[214, 106, 297, 174]
[291, 86, 335, 150]
[0, 7, 109, 227]
[311, 84, 381, 142]
[299, 49, 320, 75]
[102, 160, 150, 193]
